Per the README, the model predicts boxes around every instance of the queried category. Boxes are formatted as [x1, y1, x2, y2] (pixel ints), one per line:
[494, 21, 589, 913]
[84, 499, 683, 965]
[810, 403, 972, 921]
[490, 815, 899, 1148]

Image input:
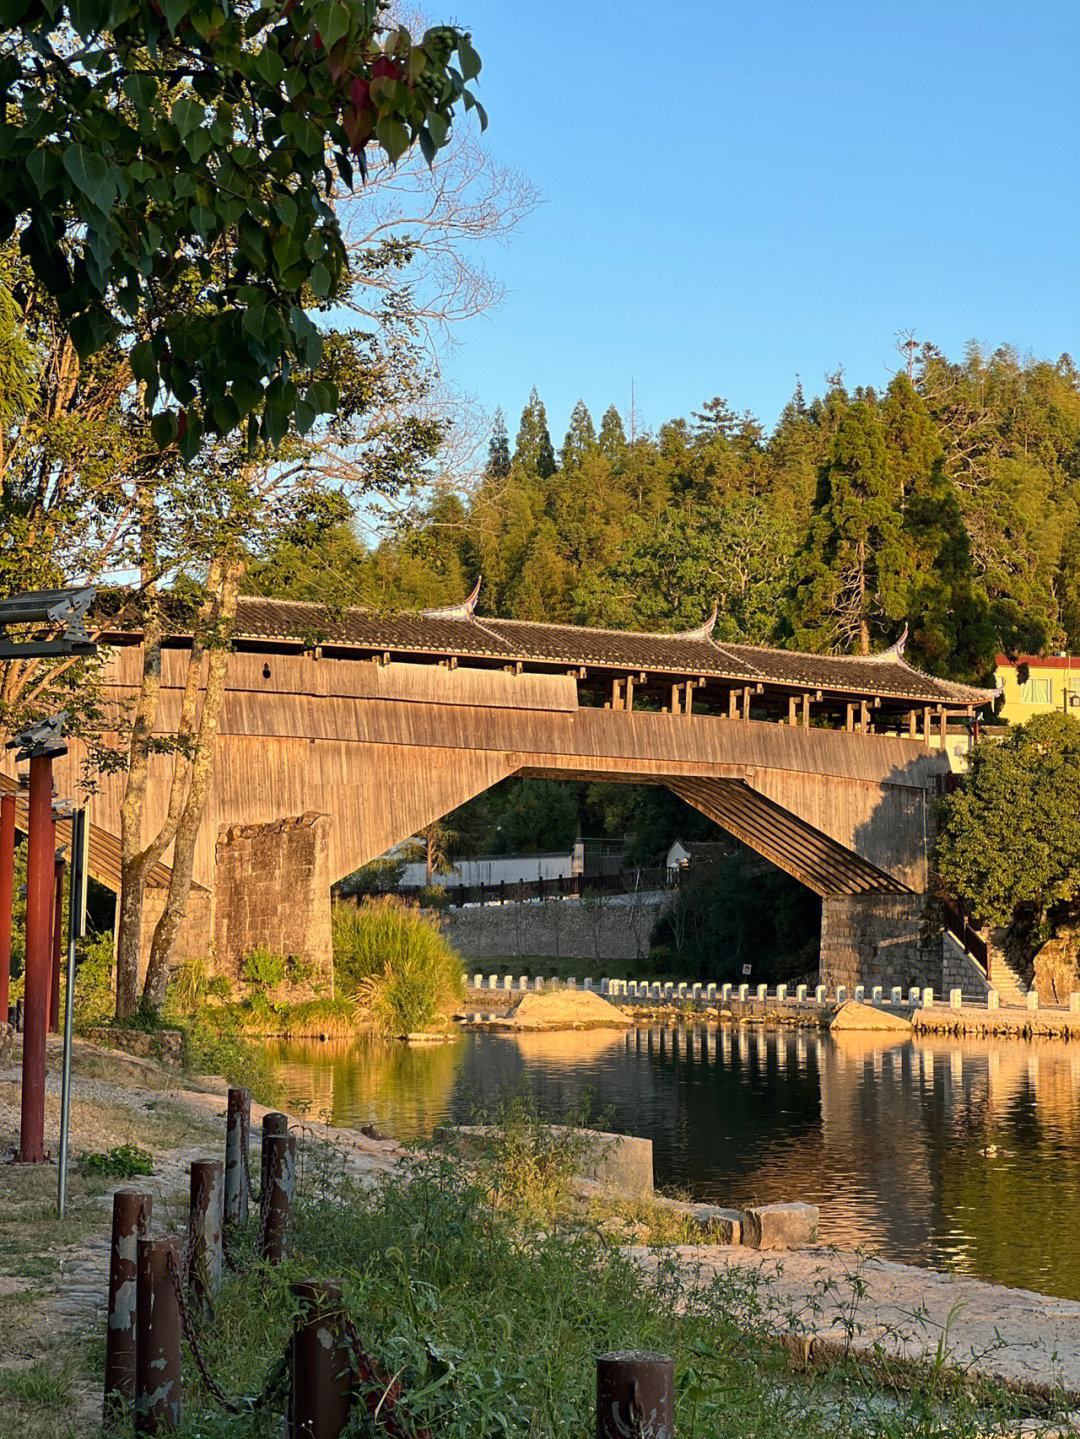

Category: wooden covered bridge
[19, 587, 997, 989]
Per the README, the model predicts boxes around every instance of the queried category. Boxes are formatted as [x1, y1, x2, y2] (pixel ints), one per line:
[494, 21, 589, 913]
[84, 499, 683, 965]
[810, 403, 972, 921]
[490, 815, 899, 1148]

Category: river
[268, 1024, 1080, 1300]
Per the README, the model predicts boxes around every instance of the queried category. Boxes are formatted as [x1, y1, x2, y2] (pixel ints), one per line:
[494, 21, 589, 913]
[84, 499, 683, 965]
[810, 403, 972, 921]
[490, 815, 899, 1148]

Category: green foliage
[169, 1151, 1038, 1439]
[241, 947, 288, 988]
[0, 1, 485, 449]
[83, 1143, 153, 1178]
[168, 955, 210, 1016]
[72, 932, 116, 1031]
[175, 1009, 282, 1103]
[467, 1083, 603, 1219]
[936, 712, 1080, 926]
[655, 854, 821, 982]
[334, 896, 463, 1033]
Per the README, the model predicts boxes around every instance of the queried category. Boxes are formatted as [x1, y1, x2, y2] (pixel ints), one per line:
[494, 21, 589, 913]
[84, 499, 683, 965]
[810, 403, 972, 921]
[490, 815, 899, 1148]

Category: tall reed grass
[333, 896, 464, 1034]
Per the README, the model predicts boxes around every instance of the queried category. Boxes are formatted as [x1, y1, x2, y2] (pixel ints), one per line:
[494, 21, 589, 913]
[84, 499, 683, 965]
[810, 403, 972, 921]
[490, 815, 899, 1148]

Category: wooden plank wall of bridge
[24, 647, 947, 903]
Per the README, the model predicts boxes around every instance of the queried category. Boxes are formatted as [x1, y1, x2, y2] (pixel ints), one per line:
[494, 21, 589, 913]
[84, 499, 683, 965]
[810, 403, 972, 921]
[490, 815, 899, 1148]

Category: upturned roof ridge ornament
[869, 625, 909, 662]
[676, 603, 719, 641]
[421, 576, 482, 622]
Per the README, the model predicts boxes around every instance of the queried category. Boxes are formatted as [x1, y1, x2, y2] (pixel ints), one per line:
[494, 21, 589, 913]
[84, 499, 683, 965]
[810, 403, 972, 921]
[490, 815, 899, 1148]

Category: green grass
[151, 1135, 1049, 1439]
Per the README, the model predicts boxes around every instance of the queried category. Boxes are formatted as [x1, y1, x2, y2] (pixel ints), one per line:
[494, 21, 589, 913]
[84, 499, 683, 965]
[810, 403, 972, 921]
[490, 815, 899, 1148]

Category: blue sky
[439, 0, 1080, 444]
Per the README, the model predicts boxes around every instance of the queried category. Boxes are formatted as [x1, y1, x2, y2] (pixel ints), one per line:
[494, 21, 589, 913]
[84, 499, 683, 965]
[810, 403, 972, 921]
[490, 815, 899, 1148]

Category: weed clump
[334, 897, 464, 1034]
[82, 1142, 153, 1178]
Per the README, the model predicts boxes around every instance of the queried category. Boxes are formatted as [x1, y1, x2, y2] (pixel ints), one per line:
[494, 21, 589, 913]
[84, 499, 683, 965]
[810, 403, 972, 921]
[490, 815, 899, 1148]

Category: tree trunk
[141, 559, 242, 1010]
[116, 593, 164, 1018]
[857, 539, 870, 655]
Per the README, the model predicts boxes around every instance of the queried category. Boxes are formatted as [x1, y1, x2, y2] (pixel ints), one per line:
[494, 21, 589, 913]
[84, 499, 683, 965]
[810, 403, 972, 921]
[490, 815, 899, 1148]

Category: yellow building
[994, 654, 1080, 725]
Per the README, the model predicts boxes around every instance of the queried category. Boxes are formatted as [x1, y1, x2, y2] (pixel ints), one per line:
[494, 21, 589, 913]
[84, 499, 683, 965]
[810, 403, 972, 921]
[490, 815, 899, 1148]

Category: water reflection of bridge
[270, 1025, 1080, 1296]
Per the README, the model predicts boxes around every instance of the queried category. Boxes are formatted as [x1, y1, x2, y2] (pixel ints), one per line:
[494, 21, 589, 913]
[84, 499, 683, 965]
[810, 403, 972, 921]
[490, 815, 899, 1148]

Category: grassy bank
[157, 1148, 1044, 1439]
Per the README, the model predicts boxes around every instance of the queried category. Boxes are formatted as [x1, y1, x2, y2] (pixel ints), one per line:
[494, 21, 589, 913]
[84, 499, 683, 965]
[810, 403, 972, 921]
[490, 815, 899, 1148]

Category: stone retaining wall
[442, 894, 669, 963]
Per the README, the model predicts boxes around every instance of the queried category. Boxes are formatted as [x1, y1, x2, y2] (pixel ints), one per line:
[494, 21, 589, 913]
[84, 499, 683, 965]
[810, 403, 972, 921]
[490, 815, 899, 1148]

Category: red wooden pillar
[0, 793, 15, 1025]
[21, 754, 55, 1163]
[50, 853, 65, 1033]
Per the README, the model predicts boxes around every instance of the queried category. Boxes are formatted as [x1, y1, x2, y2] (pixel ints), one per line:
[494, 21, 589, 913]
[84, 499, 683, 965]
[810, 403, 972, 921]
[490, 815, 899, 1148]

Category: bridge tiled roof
[229, 597, 996, 709]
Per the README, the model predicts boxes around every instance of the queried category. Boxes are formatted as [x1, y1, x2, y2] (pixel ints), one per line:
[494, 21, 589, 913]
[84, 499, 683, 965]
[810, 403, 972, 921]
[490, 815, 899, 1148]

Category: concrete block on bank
[652, 1199, 742, 1244]
[741, 1201, 819, 1250]
[435, 1125, 653, 1197]
[987, 989, 999, 1009]
[1027, 991, 1039, 1011]
[950, 988, 963, 1010]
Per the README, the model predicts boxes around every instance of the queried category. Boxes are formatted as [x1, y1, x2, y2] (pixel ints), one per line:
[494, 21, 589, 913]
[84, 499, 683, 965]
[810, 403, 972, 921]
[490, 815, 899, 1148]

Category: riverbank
[2, 1033, 1080, 1434]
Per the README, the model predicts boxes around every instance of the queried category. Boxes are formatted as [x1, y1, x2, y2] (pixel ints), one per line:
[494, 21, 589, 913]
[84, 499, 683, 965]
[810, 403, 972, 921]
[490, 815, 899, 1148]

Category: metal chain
[180, 1170, 208, 1286]
[239, 1107, 260, 1205]
[166, 1250, 245, 1414]
[343, 1315, 415, 1439]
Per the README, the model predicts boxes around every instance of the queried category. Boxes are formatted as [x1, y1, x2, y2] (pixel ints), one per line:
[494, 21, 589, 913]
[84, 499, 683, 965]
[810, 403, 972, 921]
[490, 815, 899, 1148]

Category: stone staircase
[989, 950, 1029, 1005]
[941, 931, 1029, 1006]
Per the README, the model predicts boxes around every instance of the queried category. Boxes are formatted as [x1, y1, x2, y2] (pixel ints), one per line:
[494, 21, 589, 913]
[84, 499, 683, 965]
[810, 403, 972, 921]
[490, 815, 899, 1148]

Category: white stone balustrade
[922, 988, 934, 1007]
[871, 986, 882, 1004]
[987, 989, 999, 1009]
[891, 987, 903, 1005]
[908, 987, 920, 1006]
[814, 985, 826, 1003]
[776, 984, 787, 1002]
[1027, 991, 1039, 1011]
[473, 973, 483, 989]
[949, 988, 962, 1009]
[738, 984, 749, 1002]
[853, 985, 864, 1003]
[756, 983, 767, 1002]
[721, 983, 732, 1002]
[795, 984, 807, 1002]
[1071, 993, 1080, 1013]
[835, 985, 847, 1003]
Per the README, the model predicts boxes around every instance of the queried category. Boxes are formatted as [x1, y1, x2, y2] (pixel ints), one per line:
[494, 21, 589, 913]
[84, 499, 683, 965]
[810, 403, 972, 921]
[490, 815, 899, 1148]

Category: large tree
[0, 0, 485, 450]
[936, 712, 1080, 928]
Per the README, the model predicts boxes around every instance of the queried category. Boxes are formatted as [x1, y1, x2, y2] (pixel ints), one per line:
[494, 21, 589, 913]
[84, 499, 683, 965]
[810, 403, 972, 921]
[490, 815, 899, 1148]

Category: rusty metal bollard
[260, 1132, 296, 1264]
[289, 1279, 353, 1438]
[260, 1111, 289, 1196]
[188, 1160, 224, 1313]
[135, 1237, 182, 1435]
[596, 1351, 674, 1439]
[103, 1191, 153, 1425]
[224, 1087, 250, 1225]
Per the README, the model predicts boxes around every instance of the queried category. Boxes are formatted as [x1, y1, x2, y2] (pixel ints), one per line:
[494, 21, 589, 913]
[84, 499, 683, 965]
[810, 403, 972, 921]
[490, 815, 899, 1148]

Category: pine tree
[788, 401, 907, 654]
[559, 399, 598, 470]
[486, 408, 511, 479]
[598, 404, 627, 462]
[513, 387, 556, 478]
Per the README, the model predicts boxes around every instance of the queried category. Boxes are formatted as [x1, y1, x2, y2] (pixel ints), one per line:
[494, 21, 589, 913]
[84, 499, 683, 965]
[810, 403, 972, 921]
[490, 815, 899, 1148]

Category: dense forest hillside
[248, 342, 1080, 684]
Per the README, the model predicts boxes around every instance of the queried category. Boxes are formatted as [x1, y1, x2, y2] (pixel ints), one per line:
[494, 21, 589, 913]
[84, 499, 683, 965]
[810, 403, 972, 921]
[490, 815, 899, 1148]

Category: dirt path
[632, 1243, 1080, 1412]
[0, 1035, 403, 1437]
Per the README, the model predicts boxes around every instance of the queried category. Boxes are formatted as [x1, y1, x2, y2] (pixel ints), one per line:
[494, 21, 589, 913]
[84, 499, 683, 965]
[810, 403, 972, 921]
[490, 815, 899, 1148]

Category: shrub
[334, 896, 464, 1033]
[178, 1009, 281, 1104]
[167, 955, 209, 1015]
[241, 946, 287, 987]
[83, 1143, 153, 1178]
[72, 932, 115, 1030]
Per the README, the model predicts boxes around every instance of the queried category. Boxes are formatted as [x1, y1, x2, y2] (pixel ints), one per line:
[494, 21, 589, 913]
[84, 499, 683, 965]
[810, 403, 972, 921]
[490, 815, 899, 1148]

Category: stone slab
[829, 1000, 912, 1032]
[742, 1201, 819, 1250]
